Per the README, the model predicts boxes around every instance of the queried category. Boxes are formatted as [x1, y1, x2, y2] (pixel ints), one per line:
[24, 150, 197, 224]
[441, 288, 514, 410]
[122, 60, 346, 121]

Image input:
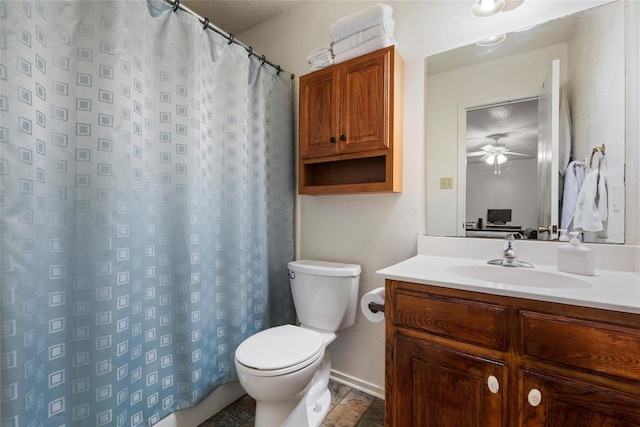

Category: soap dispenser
[557, 232, 594, 276]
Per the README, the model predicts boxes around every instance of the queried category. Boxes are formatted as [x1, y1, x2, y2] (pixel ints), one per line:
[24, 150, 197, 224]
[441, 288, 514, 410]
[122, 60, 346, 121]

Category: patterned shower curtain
[0, 1, 295, 425]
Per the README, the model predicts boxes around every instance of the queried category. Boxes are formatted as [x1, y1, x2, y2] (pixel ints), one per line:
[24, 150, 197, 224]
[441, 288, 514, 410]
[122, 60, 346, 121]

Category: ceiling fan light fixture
[471, 0, 505, 17]
[496, 153, 507, 164]
[476, 33, 507, 47]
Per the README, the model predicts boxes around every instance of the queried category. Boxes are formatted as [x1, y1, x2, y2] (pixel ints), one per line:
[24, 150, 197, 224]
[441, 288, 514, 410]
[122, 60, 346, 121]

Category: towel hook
[589, 144, 605, 170]
[173, 0, 180, 13]
[202, 17, 209, 30]
[227, 34, 234, 45]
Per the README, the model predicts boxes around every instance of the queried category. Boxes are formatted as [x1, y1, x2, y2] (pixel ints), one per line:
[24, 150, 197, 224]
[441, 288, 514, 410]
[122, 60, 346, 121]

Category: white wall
[237, 0, 639, 397]
[567, 0, 625, 242]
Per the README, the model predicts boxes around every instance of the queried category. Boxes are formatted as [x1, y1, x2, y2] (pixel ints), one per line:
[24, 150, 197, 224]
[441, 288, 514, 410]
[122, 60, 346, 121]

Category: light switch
[440, 177, 454, 189]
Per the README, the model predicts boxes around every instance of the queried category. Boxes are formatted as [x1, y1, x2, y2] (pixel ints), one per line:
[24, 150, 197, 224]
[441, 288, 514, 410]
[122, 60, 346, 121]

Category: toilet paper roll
[360, 287, 385, 323]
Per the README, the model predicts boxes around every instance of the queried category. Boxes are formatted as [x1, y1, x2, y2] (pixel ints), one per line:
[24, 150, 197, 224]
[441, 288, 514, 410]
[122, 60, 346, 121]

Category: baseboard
[330, 370, 385, 400]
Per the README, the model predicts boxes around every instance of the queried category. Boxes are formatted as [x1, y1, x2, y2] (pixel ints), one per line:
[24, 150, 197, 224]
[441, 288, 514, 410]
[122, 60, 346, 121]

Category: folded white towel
[307, 50, 333, 64]
[309, 57, 334, 71]
[310, 64, 330, 72]
[329, 3, 394, 43]
[333, 34, 396, 64]
[306, 43, 332, 62]
[332, 20, 395, 56]
[561, 160, 586, 229]
[573, 169, 608, 232]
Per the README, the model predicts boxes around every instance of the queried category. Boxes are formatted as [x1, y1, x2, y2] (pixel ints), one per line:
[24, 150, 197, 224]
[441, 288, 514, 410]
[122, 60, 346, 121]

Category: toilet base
[253, 351, 333, 427]
[306, 388, 331, 427]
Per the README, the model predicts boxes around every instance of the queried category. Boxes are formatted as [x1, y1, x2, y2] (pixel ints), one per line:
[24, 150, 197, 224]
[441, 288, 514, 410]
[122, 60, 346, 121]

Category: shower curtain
[0, 1, 295, 425]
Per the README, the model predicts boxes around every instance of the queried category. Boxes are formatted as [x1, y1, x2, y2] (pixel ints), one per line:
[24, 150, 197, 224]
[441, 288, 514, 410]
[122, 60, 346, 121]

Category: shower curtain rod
[164, 0, 294, 79]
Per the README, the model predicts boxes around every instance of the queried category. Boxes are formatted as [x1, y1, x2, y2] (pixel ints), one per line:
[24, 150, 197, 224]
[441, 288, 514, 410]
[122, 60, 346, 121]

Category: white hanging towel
[329, 3, 394, 43]
[573, 169, 608, 232]
[333, 34, 396, 65]
[332, 20, 395, 56]
[560, 160, 586, 229]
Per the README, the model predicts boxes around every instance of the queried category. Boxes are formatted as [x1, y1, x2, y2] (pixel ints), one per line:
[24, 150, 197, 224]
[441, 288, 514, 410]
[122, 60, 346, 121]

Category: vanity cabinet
[298, 46, 403, 194]
[385, 280, 640, 426]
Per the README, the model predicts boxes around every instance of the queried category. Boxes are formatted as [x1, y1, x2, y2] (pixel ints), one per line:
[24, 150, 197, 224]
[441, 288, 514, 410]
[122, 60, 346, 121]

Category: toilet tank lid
[288, 260, 361, 277]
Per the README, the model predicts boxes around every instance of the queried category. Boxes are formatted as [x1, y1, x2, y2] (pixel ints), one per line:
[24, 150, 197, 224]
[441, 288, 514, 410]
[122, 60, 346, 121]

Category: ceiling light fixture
[476, 33, 507, 46]
[471, 0, 505, 18]
[485, 153, 508, 165]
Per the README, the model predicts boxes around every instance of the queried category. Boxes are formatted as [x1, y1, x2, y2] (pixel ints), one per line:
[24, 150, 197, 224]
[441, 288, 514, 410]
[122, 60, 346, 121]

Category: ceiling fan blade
[504, 151, 530, 157]
[480, 144, 497, 152]
[466, 151, 487, 157]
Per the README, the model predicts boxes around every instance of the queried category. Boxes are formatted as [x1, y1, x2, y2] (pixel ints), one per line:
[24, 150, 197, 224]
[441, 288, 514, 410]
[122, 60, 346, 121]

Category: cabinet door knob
[527, 388, 542, 407]
[487, 375, 500, 394]
[330, 136, 336, 143]
[339, 134, 346, 141]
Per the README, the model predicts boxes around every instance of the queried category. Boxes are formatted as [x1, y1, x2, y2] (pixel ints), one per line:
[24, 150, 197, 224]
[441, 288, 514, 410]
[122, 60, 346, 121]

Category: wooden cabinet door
[299, 68, 340, 159]
[392, 335, 507, 427]
[519, 369, 640, 427]
[339, 48, 390, 154]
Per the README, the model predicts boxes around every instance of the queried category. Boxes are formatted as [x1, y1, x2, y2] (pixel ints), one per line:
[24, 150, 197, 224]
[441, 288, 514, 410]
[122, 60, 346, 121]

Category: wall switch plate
[440, 177, 454, 189]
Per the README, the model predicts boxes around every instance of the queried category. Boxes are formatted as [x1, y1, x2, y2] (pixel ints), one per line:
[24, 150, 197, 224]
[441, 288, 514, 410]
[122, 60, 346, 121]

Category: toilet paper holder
[368, 302, 385, 314]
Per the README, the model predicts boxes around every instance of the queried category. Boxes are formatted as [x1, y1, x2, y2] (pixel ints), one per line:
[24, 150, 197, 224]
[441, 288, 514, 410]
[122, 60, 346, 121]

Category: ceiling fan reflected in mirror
[466, 133, 529, 174]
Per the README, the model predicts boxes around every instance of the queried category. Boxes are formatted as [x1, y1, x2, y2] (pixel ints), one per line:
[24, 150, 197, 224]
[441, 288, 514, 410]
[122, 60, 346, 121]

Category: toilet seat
[235, 325, 325, 377]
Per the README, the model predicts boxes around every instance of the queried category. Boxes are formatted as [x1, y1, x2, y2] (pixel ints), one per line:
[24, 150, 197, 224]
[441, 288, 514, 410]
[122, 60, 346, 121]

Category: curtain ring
[260, 55, 266, 66]
[173, 0, 180, 13]
[227, 34, 234, 45]
[276, 65, 282, 76]
[247, 46, 253, 57]
[202, 18, 209, 30]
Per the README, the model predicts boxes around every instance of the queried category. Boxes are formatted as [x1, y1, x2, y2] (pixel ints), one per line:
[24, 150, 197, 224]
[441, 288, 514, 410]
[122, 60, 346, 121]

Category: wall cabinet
[385, 280, 640, 426]
[298, 46, 403, 194]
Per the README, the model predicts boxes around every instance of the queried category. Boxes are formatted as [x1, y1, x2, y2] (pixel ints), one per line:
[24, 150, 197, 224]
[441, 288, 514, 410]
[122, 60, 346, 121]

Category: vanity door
[519, 369, 640, 427]
[393, 335, 507, 427]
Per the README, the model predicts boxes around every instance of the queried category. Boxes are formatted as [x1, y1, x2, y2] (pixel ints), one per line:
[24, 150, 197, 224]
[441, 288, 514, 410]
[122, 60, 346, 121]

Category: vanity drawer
[394, 290, 507, 351]
[520, 311, 640, 382]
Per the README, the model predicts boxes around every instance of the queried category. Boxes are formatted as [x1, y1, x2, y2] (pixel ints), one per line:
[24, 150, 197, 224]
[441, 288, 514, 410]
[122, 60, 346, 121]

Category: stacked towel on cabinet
[306, 43, 334, 71]
[329, 3, 396, 65]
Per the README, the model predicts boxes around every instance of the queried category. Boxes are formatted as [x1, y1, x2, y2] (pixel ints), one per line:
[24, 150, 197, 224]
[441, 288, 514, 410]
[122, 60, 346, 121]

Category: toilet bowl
[234, 260, 361, 427]
[234, 325, 330, 427]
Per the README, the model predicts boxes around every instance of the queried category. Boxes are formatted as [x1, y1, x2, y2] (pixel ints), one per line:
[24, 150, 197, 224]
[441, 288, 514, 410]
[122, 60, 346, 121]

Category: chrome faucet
[487, 233, 534, 268]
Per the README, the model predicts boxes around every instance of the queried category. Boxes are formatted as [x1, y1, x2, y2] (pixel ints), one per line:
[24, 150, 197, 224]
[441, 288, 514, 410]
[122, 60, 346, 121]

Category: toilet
[234, 260, 361, 427]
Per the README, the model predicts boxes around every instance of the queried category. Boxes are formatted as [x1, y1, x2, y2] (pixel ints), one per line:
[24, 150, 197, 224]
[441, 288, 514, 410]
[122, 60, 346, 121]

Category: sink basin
[447, 265, 591, 289]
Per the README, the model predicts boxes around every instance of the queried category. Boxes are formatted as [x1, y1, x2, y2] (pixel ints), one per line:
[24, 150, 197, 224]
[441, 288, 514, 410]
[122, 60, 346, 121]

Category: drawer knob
[527, 388, 542, 407]
[487, 375, 500, 394]
[330, 136, 336, 143]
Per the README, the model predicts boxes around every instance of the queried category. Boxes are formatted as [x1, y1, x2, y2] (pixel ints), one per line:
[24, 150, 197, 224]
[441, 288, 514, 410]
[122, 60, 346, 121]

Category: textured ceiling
[180, 0, 303, 35]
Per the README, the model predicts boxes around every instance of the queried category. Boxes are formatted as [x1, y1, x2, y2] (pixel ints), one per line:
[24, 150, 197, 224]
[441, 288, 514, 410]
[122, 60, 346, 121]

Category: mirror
[426, 0, 626, 243]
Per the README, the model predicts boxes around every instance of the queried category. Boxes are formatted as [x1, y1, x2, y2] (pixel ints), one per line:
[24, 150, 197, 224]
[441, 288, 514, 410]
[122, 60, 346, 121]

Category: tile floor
[198, 379, 384, 427]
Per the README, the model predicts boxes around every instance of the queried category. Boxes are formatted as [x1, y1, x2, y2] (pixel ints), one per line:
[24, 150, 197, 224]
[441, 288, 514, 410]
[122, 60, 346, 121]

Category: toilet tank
[288, 260, 361, 332]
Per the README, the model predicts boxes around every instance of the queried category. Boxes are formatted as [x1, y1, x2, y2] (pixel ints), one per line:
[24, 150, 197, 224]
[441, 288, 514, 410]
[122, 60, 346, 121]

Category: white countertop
[377, 236, 640, 314]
